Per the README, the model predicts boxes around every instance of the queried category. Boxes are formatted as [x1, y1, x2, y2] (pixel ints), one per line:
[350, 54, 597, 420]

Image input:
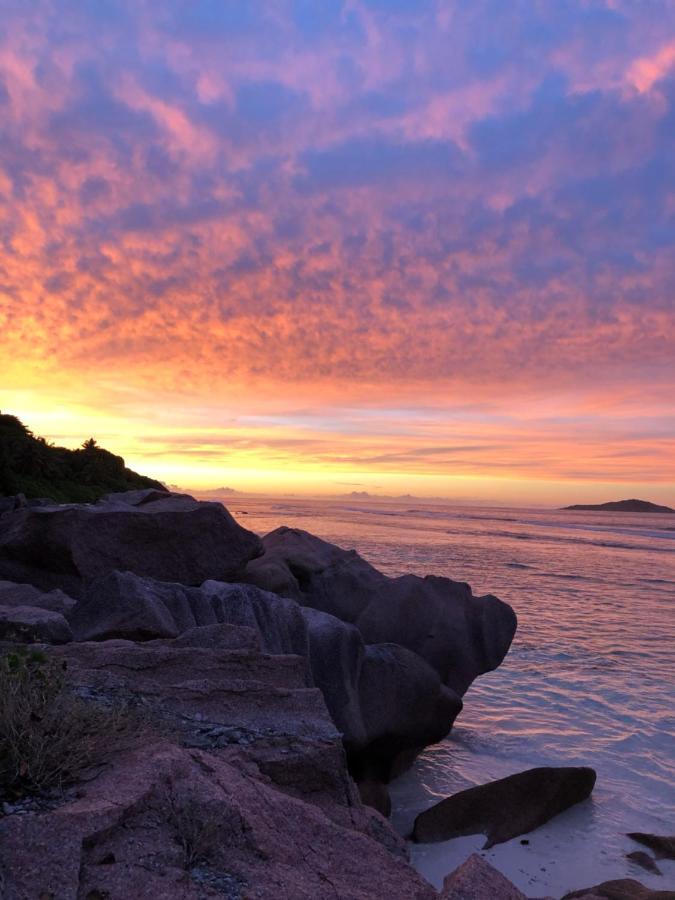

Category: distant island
[563, 498, 675, 514]
[0, 412, 165, 503]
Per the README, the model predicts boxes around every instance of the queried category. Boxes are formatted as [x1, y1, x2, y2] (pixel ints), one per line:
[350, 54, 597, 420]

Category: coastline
[0, 489, 673, 898]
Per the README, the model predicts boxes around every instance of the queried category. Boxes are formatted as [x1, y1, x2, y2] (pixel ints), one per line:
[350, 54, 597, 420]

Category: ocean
[226, 495, 675, 897]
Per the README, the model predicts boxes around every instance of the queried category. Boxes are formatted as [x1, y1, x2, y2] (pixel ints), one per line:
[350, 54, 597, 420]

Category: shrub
[162, 787, 221, 869]
[0, 649, 145, 801]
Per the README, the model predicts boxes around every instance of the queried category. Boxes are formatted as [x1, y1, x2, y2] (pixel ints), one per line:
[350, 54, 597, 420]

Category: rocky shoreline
[0, 489, 672, 899]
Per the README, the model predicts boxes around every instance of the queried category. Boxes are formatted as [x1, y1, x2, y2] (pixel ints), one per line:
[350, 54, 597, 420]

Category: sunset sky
[1, 1, 674, 505]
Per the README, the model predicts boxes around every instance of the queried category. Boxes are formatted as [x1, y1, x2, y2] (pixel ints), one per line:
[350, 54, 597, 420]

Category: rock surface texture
[439, 854, 528, 899]
[0, 580, 75, 614]
[0, 489, 262, 597]
[0, 603, 72, 644]
[413, 766, 597, 847]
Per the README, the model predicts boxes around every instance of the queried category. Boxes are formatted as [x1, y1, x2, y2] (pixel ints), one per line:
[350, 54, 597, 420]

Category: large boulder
[69, 571, 309, 662]
[0, 604, 72, 644]
[301, 606, 462, 783]
[0, 489, 262, 597]
[245, 527, 516, 695]
[413, 766, 597, 847]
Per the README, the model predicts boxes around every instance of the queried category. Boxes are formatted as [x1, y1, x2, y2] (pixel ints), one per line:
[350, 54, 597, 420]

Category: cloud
[0, 0, 673, 500]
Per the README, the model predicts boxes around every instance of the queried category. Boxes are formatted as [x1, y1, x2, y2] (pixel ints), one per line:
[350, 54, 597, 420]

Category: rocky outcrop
[0, 489, 262, 597]
[412, 766, 596, 847]
[0, 604, 72, 644]
[0, 632, 436, 899]
[69, 571, 309, 658]
[563, 880, 675, 899]
[66, 571, 462, 786]
[439, 854, 527, 899]
[245, 527, 516, 695]
[0, 489, 525, 898]
[301, 607, 462, 774]
[0, 742, 436, 900]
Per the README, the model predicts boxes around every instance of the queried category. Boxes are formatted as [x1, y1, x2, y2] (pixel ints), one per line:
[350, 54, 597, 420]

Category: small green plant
[0, 649, 144, 801]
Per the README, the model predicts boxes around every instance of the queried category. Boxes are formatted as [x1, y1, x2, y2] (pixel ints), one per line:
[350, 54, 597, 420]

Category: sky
[1, 1, 674, 505]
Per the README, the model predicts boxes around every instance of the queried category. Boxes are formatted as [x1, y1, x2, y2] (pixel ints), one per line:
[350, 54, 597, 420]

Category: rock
[563, 880, 675, 899]
[156, 622, 261, 652]
[0, 580, 75, 614]
[0, 741, 436, 900]
[48, 637, 334, 747]
[200, 579, 308, 659]
[0, 604, 72, 644]
[0, 494, 26, 515]
[69, 571, 183, 641]
[0, 634, 433, 897]
[439, 853, 527, 899]
[413, 766, 596, 847]
[68, 571, 308, 662]
[301, 606, 462, 781]
[0, 489, 262, 597]
[626, 851, 662, 875]
[245, 526, 516, 695]
[627, 833, 675, 860]
[357, 775, 392, 818]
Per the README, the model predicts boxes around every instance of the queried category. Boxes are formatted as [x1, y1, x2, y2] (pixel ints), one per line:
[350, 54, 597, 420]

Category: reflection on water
[228, 496, 675, 896]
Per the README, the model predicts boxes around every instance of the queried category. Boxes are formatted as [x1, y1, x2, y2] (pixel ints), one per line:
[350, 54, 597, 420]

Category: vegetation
[0, 648, 147, 801]
[162, 787, 221, 869]
[0, 412, 164, 503]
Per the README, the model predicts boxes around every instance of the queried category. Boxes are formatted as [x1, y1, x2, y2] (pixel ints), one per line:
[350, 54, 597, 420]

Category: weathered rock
[0, 580, 75, 614]
[69, 571, 183, 641]
[49, 637, 332, 748]
[245, 526, 516, 695]
[0, 741, 436, 900]
[0, 604, 72, 644]
[0, 489, 262, 597]
[440, 853, 527, 899]
[302, 606, 462, 758]
[626, 851, 662, 875]
[156, 622, 261, 652]
[627, 833, 675, 860]
[563, 880, 675, 899]
[413, 766, 596, 847]
[69, 571, 308, 662]
[0, 618, 420, 882]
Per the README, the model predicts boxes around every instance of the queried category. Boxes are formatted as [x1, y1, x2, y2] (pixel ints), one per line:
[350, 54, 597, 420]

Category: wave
[445, 525, 675, 554]
[637, 577, 675, 585]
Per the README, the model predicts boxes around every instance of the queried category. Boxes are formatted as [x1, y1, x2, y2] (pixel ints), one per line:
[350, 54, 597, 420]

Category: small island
[563, 498, 675, 514]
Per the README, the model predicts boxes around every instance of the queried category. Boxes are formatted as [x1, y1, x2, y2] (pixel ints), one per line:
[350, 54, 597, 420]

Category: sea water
[227, 496, 675, 897]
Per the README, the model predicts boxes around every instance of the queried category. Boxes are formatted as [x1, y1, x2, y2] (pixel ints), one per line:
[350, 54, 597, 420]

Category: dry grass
[162, 787, 221, 869]
[0, 648, 147, 801]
